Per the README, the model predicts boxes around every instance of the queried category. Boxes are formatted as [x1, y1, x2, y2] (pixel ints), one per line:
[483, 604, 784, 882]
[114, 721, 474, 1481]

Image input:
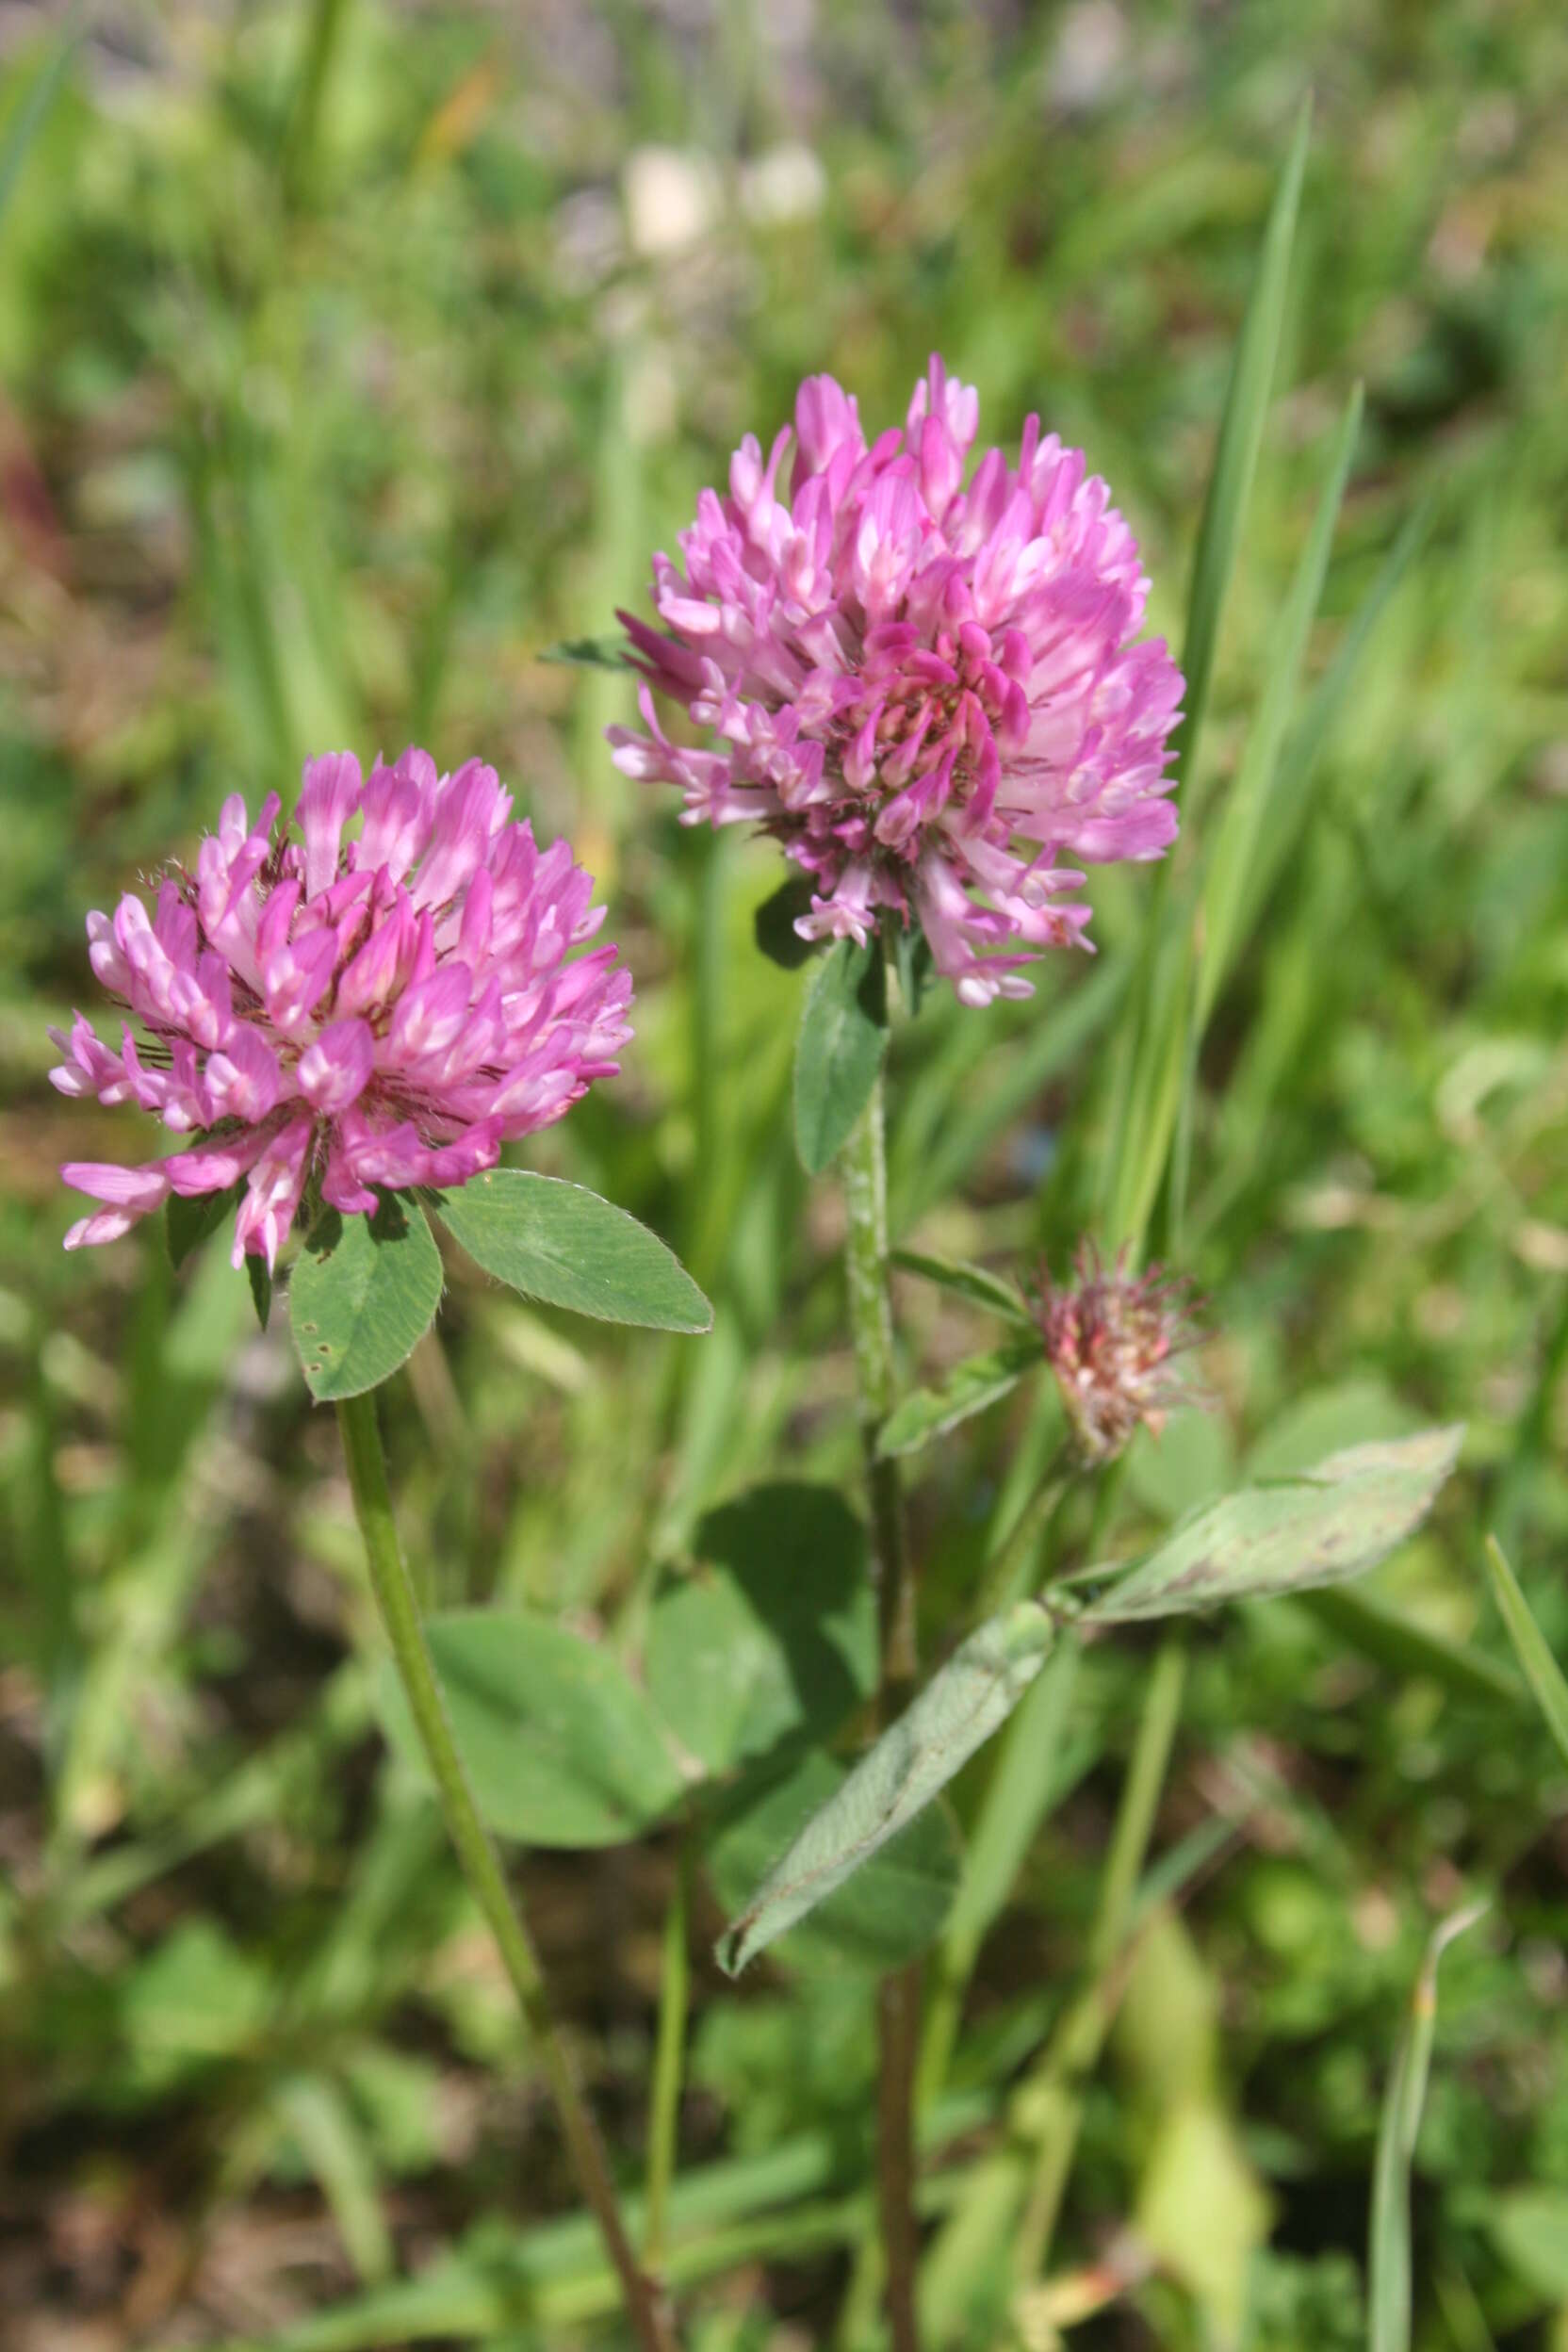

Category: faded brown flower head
[1031, 1242, 1204, 1464]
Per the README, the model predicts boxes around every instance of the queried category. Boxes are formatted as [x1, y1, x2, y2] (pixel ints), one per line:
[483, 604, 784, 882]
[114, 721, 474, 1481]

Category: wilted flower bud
[1031, 1243, 1204, 1464]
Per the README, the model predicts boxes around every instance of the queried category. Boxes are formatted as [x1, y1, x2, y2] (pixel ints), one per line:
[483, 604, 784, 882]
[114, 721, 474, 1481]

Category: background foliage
[3, 1, 1568, 2345]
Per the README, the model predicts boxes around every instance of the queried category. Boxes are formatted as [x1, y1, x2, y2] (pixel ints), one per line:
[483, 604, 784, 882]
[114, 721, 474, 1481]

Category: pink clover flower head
[52, 748, 633, 1269]
[1032, 1242, 1205, 1465]
[609, 355, 1184, 1005]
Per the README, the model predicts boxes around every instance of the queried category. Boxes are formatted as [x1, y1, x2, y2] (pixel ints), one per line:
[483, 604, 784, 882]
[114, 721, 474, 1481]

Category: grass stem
[645, 1834, 693, 2270]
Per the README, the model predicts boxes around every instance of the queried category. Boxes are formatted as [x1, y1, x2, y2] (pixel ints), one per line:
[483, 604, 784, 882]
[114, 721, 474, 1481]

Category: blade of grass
[644, 1835, 693, 2269]
[1014, 1638, 1188, 2281]
[1193, 382, 1364, 1038]
[0, 1, 81, 231]
[1176, 92, 1314, 813]
[1481, 1536, 1568, 1767]
[1296, 1585, 1520, 1709]
[1240, 491, 1434, 937]
[282, 0, 356, 204]
[209, 2085, 1000, 2352]
[1166, 382, 1362, 1249]
[1368, 1902, 1488, 2352]
[1102, 97, 1312, 1252]
[892, 961, 1125, 1225]
[1104, 912, 1196, 1251]
[272, 2075, 394, 2285]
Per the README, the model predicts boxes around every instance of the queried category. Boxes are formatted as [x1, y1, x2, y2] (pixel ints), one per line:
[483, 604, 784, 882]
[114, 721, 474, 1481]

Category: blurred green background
[4, 2, 1568, 2345]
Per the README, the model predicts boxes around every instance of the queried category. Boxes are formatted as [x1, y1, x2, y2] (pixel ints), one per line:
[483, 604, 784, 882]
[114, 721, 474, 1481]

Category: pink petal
[203, 1026, 284, 1125]
[232, 1117, 314, 1271]
[296, 751, 364, 898]
[385, 964, 472, 1064]
[163, 1122, 277, 1196]
[298, 1017, 374, 1114]
[60, 1160, 173, 1212]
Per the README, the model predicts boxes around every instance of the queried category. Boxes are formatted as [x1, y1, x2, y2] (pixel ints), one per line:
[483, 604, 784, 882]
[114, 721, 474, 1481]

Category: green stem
[974, 1453, 1073, 1619]
[1013, 1636, 1187, 2281]
[841, 1070, 921, 2352]
[645, 1834, 693, 2269]
[335, 1390, 678, 2352]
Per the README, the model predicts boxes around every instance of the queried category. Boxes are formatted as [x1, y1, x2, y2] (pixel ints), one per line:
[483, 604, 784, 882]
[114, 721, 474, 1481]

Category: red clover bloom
[51, 749, 632, 1268]
[610, 357, 1183, 1005]
[1033, 1243, 1203, 1464]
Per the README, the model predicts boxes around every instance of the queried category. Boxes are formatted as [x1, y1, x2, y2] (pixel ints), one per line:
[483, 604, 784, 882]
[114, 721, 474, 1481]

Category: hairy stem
[335, 1389, 678, 2352]
[841, 1071, 921, 2352]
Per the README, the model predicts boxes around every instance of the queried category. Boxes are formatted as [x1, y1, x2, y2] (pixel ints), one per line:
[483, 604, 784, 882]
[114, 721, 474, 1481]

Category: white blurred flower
[1050, 1, 1128, 112]
[624, 146, 719, 258]
[740, 142, 827, 227]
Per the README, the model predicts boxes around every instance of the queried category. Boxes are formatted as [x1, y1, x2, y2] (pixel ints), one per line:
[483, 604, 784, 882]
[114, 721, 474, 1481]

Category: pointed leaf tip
[1083, 1425, 1463, 1625]
[715, 1601, 1055, 1972]
[433, 1170, 711, 1333]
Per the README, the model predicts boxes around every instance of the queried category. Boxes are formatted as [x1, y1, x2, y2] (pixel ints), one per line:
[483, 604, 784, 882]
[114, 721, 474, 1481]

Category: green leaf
[753, 874, 821, 971]
[891, 918, 934, 1018]
[646, 1484, 875, 1777]
[1177, 93, 1313, 803]
[939, 1633, 1081, 1964]
[538, 633, 630, 670]
[709, 1746, 961, 1978]
[715, 1602, 1054, 1975]
[272, 2074, 394, 2284]
[378, 1610, 687, 1848]
[1368, 1902, 1487, 2352]
[1481, 1535, 1568, 1768]
[245, 1250, 272, 1331]
[1246, 1380, 1420, 1478]
[433, 1170, 711, 1333]
[121, 1918, 270, 2084]
[1081, 1427, 1463, 1625]
[877, 1337, 1043, 1461]
[792, 936, 889, 1176]
[890, 1250, 1035, 1328]
[1484, 2187, 1568, 2298]
[289, 1196, 444, 1401]
[166, 1177, 243, 1270]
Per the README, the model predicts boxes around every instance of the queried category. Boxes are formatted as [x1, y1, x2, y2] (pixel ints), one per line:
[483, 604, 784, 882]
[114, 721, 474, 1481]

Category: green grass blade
[1194, 382, 1364, 1037]
[1241, 491, 1433, 936]
[1163, 379, 1362, 1250]
[1102, 97, 1311, 1254]
[1176, 94, 1313, 808]
[1297, 1584, 1520, 1710]
[1482, 1536, 1568, 1767]
[0, 2, 81, 232]
[1368, 1902, 1487, 2352]
[893, 961, 1125, 1225]
[271, 2074, 394, 2284]
[1104, 911, 1198, 1251]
